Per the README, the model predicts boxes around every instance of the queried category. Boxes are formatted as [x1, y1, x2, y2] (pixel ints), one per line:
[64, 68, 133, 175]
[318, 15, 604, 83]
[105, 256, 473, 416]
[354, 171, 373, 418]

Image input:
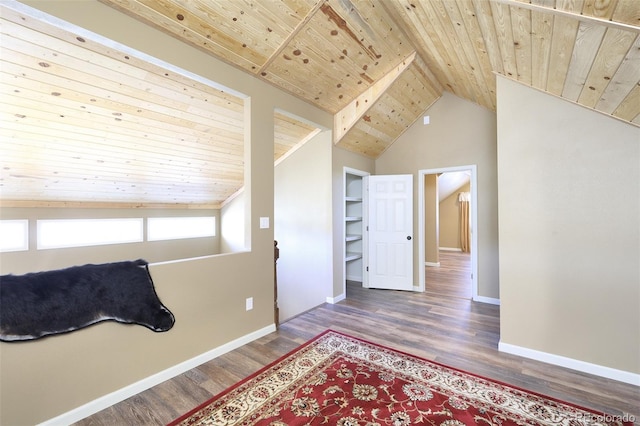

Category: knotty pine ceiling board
[611, 0, 640, 26]
[1, 2, 245, 207]
[383, 1, 466, 102]
[99, 0, 639, 150]
[596, 35, 640, 115]
[562, 22, 607, 101]
[577, 27, 636, 108]
[509, 0, 640, 122]
[490, 2, 519, 85]
[382, 0, 497, 111]
[336, 57, 442, 159]
[0, 1, 325, 207]
[262, 0, 414, 113]
[545, 15, 579, 96]
[273, 110, 321, 162]
[445, 0, 497, 109]
[428, 0, 494, 107]
[101, 0, 318, 72]
[613, 83, 640, 124]
[530, 6, 553, 90]
[379, 0, 639, 126]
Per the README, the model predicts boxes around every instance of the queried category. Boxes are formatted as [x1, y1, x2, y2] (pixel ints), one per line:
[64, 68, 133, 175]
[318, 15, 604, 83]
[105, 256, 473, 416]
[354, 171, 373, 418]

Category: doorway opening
[341, 167, 369, 301]
[418, 166, 478, 299]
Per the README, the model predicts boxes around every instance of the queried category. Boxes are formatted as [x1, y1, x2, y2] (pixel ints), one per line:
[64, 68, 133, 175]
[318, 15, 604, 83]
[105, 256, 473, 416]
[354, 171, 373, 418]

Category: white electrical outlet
[246, 297, 253, 311]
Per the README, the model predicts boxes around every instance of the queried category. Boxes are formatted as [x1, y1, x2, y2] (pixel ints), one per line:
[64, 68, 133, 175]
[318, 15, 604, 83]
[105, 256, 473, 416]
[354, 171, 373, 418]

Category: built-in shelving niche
[345, 170, 367, 282]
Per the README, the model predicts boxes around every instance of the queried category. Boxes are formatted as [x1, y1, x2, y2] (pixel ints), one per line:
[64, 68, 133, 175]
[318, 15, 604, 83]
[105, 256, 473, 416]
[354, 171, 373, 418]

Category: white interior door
[366, 174, 414, 290]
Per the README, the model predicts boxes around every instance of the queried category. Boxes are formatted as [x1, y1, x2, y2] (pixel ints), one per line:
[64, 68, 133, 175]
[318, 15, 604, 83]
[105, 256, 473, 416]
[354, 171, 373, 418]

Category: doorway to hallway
[418, 165, 478, 299]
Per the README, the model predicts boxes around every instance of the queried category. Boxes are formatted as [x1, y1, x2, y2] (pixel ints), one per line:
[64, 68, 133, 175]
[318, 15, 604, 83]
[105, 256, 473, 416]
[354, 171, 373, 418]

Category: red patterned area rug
[169, 330, 631, 426]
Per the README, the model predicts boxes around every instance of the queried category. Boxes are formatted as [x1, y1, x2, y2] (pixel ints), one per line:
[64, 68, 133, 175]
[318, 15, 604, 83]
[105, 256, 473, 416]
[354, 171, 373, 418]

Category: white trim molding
[473, 296, 500, 305]
[327, 293, 346, 304]
[38, 324, 277, 426]
[498, 341, 640, 386]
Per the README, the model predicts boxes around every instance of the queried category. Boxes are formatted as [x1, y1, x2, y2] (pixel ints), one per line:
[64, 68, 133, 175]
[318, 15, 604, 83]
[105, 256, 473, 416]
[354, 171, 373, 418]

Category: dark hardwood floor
[75, 254, 639, 425]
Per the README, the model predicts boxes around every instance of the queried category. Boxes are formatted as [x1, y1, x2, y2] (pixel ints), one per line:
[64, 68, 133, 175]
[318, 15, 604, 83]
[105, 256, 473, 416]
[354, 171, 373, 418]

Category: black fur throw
[0, 259, 175, 342]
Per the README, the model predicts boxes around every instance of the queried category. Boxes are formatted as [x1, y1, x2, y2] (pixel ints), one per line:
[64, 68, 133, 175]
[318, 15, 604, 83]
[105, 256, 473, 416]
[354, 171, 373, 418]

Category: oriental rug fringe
[169, 330, 631, 426]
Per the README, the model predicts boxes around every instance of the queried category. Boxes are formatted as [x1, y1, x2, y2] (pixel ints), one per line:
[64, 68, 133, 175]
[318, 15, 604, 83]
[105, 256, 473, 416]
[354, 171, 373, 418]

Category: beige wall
[424, 174, 439, 264]
[1, 1, 331, 424]
[497, 76, 640, 375]
[0, 253, 271, 424]
[439, 182, 470, 250]
[275, 130, 333, 321]
[376, 92, 499, 299]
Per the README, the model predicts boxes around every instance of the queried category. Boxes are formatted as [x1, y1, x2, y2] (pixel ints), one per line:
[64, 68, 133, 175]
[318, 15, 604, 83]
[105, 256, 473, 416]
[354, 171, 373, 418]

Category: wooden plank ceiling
[0, 2, 319, 208]
[100, 0, 640, 133]
[1, 0, 639, 208]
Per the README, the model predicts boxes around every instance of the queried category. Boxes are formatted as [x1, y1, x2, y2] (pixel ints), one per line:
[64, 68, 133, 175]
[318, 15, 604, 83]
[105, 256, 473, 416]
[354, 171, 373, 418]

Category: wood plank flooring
[425, 250, 471, 299]
[75, 254, 639, 425]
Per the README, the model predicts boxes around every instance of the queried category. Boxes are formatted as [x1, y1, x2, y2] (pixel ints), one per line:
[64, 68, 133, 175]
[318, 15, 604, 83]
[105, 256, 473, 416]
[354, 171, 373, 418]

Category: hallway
[425, 250, 471, 299]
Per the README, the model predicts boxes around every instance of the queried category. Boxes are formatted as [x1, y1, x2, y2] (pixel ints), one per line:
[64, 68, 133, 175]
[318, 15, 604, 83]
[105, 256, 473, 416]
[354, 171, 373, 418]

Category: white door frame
[418, 165, 478, 299]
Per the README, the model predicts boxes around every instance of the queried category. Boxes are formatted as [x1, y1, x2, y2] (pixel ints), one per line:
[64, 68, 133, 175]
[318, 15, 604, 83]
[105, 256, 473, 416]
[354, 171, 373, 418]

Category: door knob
[407, 236, 412, 240]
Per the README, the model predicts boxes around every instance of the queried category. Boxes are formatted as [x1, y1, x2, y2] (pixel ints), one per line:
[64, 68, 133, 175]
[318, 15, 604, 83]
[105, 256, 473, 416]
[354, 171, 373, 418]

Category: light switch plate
[259, 217, 269, 229]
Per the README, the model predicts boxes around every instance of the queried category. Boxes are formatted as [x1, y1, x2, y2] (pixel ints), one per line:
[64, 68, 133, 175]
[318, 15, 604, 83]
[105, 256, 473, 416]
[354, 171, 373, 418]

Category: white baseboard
[473, 295, 500, 305]
[346, 274, 362, 282]
[424, 262, 440, 267]
[327, 293, 346, 304]
[498, 341, 640, 386]
[439, 247, 462, 252]
[38, 324, 277, 426]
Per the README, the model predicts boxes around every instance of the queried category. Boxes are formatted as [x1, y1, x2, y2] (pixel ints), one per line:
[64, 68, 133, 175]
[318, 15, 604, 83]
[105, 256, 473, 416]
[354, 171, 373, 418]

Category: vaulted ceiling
[1, 0, 638, 208]
[101, 0, 640, 152]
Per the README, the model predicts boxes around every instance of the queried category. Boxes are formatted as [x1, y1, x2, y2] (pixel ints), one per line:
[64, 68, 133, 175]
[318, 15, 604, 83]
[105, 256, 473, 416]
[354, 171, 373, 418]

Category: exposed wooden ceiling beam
[333, 51, 416, 144]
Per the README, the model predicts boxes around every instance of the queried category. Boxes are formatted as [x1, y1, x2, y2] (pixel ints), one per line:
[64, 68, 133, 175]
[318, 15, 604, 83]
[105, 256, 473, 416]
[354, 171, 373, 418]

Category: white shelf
[345, 216, 362, 222]
[345, 234, 362, 242]
[345, 196, 362, 202]
[345, 252, 362, 262]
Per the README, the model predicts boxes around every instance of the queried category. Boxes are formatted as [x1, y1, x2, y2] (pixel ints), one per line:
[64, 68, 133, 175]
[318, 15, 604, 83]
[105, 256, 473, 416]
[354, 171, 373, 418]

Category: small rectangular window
[0, 220, 29, 252]
[37, 218, 143, 250]
[147, 216, 216, 241]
